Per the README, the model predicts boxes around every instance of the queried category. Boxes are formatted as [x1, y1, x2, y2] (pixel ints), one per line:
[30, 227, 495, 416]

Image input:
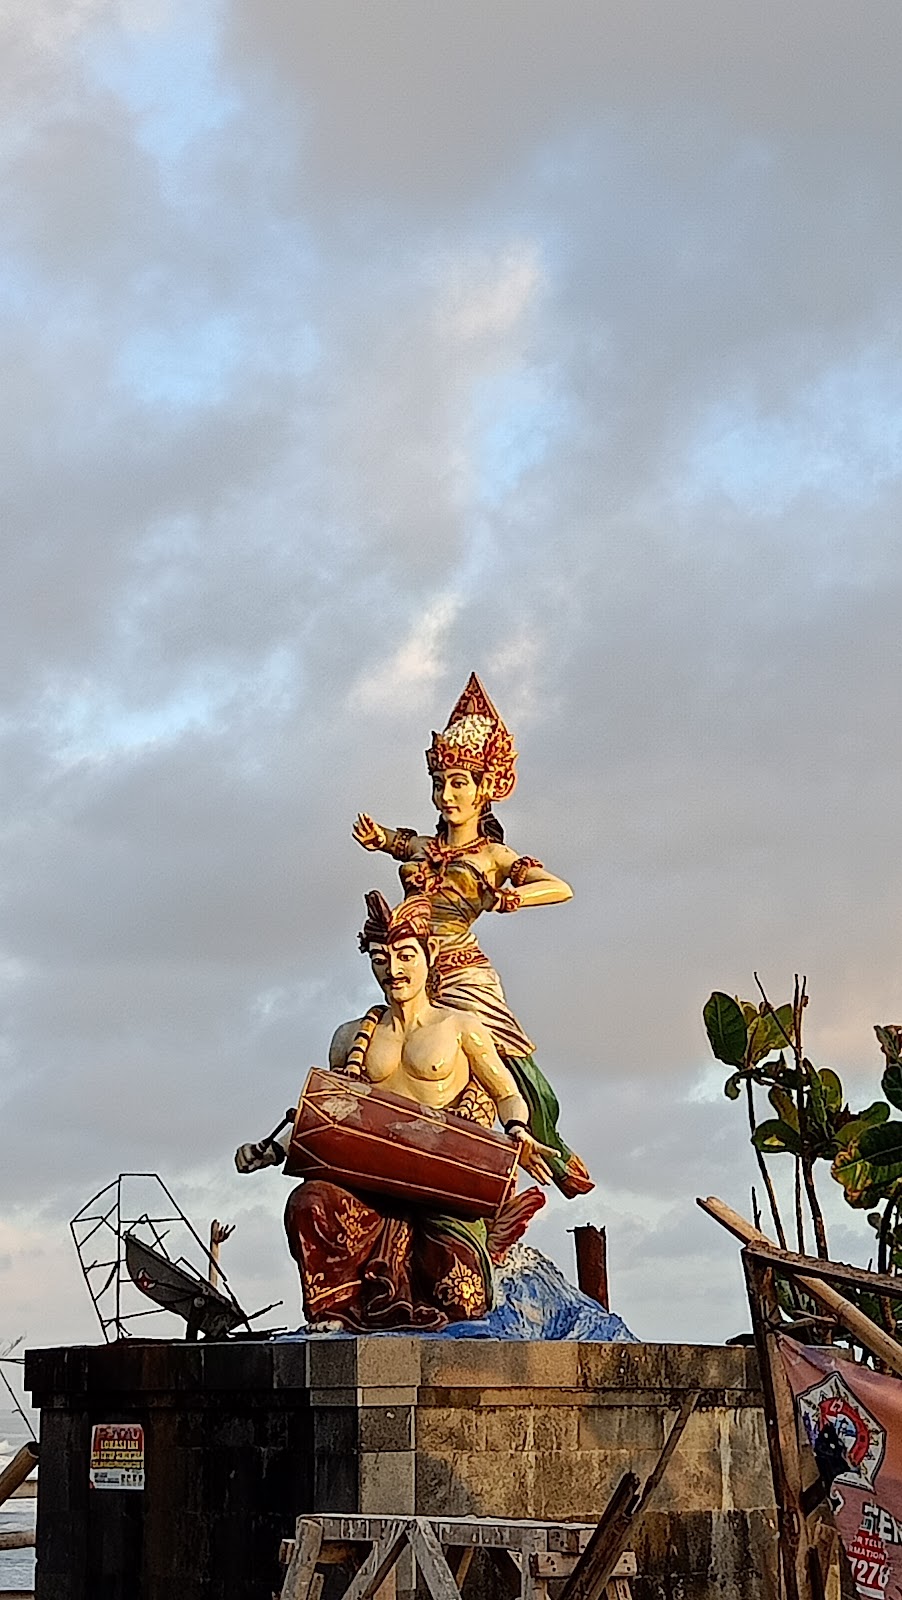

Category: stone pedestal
[26, 1339, 777, 1600]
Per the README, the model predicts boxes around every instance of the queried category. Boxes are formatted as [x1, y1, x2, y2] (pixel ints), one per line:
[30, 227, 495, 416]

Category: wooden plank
[745, 1240, 902, 1299]
[281, 1539, 365, 1568]
[534, 1553, 577, 1578]
[700, 1195, 902, 1379]
[408, 1519, 463, 1600]
[559, 1474, 641, 1600]
[637, 1395, 696, 1511]
[535, 1551, 635, 1579]
[546, 1528, 590, 1554]
[0, 1531, 36, 1551]
[452, 1546, 475, 1586]
[0, 1444, 38, 1510]
[281, 1519, 324, 1600]
[518, 1536, 542, 1600]
[340, 1524, 408, 1600]
[744, 1252, 811, 1600]
[556, 1395, 686, 1600]
[431, 1518, 577, 1549]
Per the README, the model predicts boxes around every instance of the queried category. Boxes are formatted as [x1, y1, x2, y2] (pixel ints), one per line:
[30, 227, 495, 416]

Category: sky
[3, 1, 902, 1408]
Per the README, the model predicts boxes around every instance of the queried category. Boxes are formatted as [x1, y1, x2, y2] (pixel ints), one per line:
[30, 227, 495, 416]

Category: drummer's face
[371, 938, 429, 1002]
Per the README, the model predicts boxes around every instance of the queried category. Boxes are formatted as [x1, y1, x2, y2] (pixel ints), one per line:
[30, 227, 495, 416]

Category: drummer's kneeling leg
[283, 1180, 382, 1327]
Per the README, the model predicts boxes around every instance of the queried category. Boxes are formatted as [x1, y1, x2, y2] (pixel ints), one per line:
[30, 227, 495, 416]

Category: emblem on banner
[797, 1370, 886, 1491]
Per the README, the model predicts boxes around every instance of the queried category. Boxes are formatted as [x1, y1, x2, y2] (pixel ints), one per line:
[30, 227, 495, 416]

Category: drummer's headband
[359, 890, 433, 952]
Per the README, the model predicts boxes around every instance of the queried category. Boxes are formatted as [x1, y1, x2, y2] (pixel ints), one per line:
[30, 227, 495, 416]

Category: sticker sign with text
[89, 1423, 145, 1490]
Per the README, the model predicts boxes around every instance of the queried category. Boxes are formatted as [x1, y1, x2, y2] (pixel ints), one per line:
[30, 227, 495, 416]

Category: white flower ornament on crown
[444, 714, 494, 755]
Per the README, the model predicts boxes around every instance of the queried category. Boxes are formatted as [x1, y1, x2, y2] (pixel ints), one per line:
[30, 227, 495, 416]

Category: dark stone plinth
[26, 1341, 321, 1600]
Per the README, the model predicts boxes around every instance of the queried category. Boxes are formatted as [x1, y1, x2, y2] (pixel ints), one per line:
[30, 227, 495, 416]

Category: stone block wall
[27, 1339, 779, 1600]
[410, 1341, 778, 1598]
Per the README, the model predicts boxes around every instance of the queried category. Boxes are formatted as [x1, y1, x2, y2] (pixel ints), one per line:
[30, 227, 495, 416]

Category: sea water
[0, 1498, 36, 1592]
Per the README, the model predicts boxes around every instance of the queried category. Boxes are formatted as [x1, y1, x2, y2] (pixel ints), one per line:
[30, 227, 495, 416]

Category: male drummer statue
[235, 891, 549, 1331]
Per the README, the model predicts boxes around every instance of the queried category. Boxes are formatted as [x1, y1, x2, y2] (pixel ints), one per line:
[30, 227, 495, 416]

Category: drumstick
[262, 1109, 297, 1149]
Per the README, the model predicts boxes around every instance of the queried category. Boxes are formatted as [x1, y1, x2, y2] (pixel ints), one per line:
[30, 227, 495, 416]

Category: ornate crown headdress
[425, 672, 517, 803]
[358, 890, 433, 952]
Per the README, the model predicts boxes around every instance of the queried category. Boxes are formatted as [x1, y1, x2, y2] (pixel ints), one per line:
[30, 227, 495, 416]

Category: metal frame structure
[70, 1172, 258, 1342]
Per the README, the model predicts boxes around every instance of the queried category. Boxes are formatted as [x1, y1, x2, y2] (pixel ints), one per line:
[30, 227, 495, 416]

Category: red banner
[778, 1336, 902, 1600]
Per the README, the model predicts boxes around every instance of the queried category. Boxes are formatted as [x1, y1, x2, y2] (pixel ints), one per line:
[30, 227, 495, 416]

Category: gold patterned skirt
[283, 1181, 490, 1331]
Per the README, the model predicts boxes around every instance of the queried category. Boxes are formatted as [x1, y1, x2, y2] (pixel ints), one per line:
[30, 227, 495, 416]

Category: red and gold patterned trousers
[284, 1180, 490, 1333]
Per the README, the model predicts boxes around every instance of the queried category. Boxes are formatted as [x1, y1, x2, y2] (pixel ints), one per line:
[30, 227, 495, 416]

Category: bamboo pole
[698, 1196, 902, 1377]
[0, 1530, 36, 1550]
[744, 1250, 811, 1600]
[0, 1443, 38, 1510]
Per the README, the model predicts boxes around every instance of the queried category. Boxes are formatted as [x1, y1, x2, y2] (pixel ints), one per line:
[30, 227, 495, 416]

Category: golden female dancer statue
[353, 672, 593, 1198]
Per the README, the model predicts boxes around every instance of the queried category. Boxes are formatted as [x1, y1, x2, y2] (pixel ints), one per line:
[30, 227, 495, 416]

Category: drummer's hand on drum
[235, 1139, 284, 1174]
[508, 1128, 554, 1185]
[353, 812, 386, 852]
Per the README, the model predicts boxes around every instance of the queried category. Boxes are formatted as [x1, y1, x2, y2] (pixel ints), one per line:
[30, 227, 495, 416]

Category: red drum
[285, 1068, 518, 1221]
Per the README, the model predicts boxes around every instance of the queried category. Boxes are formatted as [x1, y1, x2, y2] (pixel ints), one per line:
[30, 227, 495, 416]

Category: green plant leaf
[747, 1004, 794, 1064]
[768, 1086, 799, 1131]
[856, 1121, 902, 1189]
[724, 1073, 742, 1101]
[830, 1146, 886, 1209]
[819, 1069, 843, 1113]
[764, 1004, 794, 1053]
[753, 1118, 802, 1155]
[837, 1103, 891, 1147]
[807, 1063, 829, 1136]
[883, 1061, 902, 1114]
[703, 993, 748, 1067]
[876, 1025, 902, 1066]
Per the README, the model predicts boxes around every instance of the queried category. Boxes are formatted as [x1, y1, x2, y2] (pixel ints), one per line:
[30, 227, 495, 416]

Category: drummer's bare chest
[365, 1014, 463, 1080]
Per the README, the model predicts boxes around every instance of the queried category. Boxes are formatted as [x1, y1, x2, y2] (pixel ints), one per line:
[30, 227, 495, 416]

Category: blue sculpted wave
[434, 1243, 637, 1342]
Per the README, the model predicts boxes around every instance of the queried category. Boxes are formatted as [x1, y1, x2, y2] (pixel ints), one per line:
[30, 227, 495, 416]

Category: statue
[236, 891, 548, 1332]
[352, 672, 593, 1198]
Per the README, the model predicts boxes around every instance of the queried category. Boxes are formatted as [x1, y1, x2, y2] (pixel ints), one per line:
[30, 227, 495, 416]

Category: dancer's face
[431, 767, 483, 827]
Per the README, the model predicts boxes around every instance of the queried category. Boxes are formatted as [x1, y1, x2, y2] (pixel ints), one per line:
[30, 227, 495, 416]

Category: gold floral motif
[509, 855, 543, 888]
[335, 1198, 371, 1255]
[304, 1269, 328, 1305]
[388, 1219, 412, 1266]
[389, 827, 417, 861]
[433, 945, 491, 976]
[436, 1257, 486, 1316]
